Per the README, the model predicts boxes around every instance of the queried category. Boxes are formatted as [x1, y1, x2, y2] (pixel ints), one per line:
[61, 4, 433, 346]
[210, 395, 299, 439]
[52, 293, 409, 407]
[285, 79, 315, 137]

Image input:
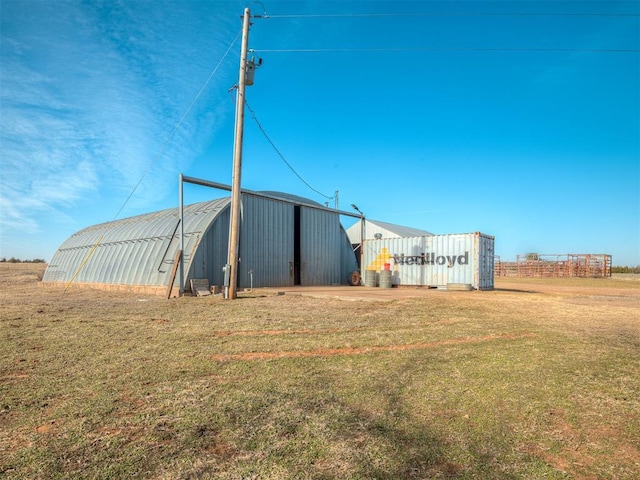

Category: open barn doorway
[294, 205, 301, 285]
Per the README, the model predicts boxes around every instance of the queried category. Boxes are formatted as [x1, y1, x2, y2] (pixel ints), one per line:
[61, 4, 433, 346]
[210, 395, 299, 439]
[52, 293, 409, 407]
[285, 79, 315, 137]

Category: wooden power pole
[227, 7, 251, 299]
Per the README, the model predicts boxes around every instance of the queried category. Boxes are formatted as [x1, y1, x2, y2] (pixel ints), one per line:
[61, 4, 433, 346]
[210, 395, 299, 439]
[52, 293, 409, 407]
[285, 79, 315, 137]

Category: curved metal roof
[43, 190, 353, 290]
[43, 197, 230, 286]
[258, 191, 324, 207]
[346, 219, 434, 243]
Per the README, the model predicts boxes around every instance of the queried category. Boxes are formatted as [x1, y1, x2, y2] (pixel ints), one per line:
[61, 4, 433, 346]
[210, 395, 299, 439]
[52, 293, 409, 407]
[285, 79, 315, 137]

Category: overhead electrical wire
[265, 12, 639, 18]
[252, 11, 636, 142]
[64, 30, 242, 293]
[251, 46, 639, 53]
[244, 100, 335, 201]
[112, 29, 242, 222]
[245, 9, 637, 202]
[257, 11, 638, 54]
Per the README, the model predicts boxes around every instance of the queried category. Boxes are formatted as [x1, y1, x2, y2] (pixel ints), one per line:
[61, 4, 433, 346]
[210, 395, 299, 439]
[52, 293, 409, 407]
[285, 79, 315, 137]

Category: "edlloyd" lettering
[393, 251, 469, 267]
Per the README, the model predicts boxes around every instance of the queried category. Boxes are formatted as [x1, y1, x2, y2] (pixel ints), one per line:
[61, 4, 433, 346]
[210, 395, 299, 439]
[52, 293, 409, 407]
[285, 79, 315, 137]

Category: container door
[476, 234, 495, 290]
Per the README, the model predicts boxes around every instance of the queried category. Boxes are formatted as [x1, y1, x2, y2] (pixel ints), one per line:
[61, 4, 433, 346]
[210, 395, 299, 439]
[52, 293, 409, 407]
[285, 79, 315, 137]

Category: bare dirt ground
[258, 275, 640, 301]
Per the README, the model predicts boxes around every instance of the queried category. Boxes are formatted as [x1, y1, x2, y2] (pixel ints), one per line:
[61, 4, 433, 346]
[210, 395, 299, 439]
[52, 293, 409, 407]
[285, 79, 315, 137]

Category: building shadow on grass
[494, 287, 539, 294]
[313, 354, 523, 479]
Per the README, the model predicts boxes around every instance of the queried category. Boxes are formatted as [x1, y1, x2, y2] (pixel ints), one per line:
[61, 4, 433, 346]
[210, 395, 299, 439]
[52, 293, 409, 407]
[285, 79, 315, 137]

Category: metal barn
[346, 219, 433, 244]
[43, 191, 358, 296]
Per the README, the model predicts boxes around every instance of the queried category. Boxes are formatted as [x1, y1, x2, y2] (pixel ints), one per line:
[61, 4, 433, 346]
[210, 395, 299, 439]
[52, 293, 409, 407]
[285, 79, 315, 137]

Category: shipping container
[362, 232, 495, 290]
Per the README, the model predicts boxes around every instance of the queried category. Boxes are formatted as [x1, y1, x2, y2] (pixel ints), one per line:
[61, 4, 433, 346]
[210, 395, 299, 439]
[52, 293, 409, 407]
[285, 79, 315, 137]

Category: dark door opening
[294, 205, 301, 285]
[352, 243, 362, 270]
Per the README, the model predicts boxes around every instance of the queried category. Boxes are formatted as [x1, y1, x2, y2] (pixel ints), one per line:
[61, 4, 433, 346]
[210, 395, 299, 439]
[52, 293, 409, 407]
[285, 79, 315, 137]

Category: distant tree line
[611, 265, 640, 274]
[1, 257, 638, 272]
[0, 257, 46, 263]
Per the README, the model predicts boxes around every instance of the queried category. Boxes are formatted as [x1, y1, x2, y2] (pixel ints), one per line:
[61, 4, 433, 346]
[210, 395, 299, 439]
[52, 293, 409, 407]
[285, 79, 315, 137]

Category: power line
[244, 100, 335, 201]
[64, 31, 242, 293]
[112, 30, 242, 221]
[266, 12, 639, 18]
[258, 11, 638, 54]
[252, 47, 639, 54]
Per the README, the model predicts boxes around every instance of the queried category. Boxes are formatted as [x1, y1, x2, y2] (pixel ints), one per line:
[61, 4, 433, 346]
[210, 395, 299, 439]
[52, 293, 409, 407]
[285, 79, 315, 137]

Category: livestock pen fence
[494, 253, 612, 278]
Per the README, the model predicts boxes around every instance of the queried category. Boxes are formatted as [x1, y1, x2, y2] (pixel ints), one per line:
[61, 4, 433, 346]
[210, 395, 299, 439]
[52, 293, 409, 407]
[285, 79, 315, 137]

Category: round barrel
[364, 270, 378, 287]
[379, 270, 392, 288]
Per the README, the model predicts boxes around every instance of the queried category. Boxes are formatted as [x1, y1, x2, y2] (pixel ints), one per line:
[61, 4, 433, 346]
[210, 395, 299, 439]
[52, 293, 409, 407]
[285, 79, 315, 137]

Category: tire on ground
[348, 271, 361, 286]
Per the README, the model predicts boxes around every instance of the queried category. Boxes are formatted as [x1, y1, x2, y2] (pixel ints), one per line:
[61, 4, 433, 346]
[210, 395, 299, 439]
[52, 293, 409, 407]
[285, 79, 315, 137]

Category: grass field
[1, 263, 639, 479]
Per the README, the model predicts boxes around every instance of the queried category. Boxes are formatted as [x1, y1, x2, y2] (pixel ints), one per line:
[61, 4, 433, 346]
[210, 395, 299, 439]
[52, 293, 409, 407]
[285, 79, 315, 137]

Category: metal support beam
[181, 175, 361, 218]
[178, 173, 185, 295]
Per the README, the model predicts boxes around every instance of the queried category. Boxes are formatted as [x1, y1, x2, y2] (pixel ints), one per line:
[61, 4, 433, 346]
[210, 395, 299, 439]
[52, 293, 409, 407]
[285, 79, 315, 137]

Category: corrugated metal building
[43, 191, 358, 295]
[346, 219, 433, 244]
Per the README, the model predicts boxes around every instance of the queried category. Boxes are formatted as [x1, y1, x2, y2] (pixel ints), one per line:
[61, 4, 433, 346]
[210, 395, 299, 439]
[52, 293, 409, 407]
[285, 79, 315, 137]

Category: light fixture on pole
[351, 204, 365, 283]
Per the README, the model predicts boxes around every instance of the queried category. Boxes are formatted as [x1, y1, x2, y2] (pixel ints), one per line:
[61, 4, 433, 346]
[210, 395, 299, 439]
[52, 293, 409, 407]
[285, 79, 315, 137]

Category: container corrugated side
[362, 232, 494, 290]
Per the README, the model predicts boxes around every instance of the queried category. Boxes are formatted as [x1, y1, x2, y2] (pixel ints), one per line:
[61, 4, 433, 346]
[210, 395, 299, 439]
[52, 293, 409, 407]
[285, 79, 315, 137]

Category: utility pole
[227, 7, 251, 299]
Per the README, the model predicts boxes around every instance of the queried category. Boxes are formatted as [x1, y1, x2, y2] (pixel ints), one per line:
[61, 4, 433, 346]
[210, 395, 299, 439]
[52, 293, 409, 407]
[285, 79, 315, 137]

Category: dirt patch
[212, 327, 367, 337]
[35, 419, 62, 435]
[210, 332, 535, 361]
[563, 295, 640, 307]
[522, 407, 640, 480]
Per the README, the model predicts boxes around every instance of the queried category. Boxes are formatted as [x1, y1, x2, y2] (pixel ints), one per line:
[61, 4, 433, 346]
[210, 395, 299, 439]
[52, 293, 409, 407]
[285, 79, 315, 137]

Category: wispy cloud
[1, 1, 239, 245]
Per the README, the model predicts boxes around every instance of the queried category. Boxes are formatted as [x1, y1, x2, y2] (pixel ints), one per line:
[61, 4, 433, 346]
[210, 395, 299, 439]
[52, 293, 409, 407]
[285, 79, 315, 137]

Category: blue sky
[1, 0, 639, 265]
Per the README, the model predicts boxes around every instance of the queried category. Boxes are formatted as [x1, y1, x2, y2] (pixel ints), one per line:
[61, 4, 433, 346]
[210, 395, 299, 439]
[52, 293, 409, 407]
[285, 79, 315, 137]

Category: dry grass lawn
[1, 263, 639, 479]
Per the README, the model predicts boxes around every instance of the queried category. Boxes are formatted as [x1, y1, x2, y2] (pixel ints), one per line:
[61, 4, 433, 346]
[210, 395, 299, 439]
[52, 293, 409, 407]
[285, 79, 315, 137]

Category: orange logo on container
[366, 247, 392, 271]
